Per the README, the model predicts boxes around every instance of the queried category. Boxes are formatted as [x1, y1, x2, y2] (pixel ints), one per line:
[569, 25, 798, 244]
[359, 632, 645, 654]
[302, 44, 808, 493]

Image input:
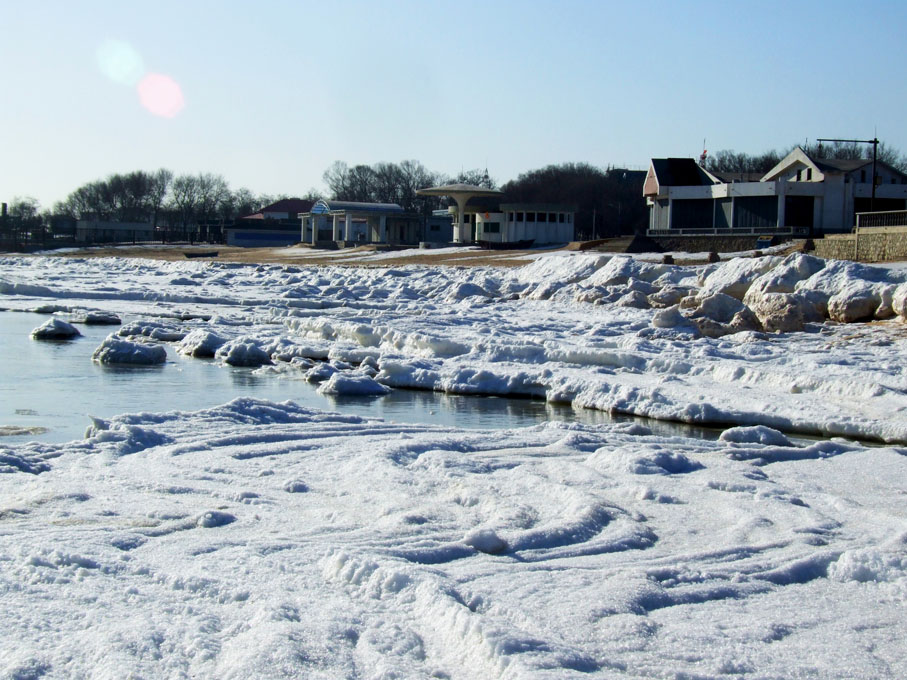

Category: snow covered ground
[1, 251, 906, 677]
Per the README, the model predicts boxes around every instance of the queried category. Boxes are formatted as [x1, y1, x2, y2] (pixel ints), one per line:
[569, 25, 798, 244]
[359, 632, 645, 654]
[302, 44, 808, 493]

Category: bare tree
[323, 161, 352, 200]
[148, 169, 173, 228]
[170, 175, 201, 227]
[195, 173, 231, 221]
[9, 196, 40, 220]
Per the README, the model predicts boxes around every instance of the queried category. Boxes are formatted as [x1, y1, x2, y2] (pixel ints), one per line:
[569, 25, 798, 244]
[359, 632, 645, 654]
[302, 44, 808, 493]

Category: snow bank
[1, 398, 904, 677]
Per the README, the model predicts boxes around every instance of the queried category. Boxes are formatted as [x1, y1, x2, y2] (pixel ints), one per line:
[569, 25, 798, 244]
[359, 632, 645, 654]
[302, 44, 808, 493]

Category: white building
[645, 147, 907, 235]
[416, 183, 575, 245]
[298, 200, 421, 245]
[472, 204, 575, 245]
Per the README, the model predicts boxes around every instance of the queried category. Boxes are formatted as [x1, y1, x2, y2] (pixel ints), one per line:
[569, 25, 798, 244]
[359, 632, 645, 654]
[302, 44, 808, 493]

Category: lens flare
[137, 73, 185, 118]
[96, 40, 144, 86]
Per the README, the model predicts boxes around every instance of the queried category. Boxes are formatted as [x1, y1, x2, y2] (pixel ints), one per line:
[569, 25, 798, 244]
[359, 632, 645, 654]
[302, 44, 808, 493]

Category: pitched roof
[650, 158, 716, 187]
[241, 198, 314, 220]
[261, 198, 314, 214]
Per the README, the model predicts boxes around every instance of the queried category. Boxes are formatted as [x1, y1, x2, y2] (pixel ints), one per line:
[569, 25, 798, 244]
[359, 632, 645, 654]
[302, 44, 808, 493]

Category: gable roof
[644, 158, 718, 197]
[650, 158, 717, 187]
[261, 198, 314, 214]
[809, 157, 871, 174]
[241, 198, 314, 220]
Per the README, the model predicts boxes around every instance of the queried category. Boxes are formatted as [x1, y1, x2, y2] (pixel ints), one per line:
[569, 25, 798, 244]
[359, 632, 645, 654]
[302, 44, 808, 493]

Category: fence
[856, 210, 907, 229]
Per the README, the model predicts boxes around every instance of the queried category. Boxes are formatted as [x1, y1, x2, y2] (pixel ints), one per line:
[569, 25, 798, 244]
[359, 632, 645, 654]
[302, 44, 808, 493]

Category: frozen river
[0, 310, 716, 445]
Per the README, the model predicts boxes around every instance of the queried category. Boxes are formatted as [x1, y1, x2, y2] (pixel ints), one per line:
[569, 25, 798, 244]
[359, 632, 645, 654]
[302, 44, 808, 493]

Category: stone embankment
[814, 226, 907, 262]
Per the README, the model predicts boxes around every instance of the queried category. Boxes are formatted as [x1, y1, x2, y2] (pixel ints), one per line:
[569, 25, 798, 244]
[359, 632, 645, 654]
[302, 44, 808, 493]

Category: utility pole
[816, 137, 879, 211]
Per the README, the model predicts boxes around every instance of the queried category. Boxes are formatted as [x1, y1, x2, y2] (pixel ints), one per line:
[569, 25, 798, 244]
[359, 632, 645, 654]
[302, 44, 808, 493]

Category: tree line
[321, 160, 494, 213]
[705, 140, 907, 174]
[49, 170, 306, 228]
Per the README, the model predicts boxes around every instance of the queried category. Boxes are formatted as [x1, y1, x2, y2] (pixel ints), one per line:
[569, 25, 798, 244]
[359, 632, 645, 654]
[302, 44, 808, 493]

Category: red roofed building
[241, 198, 314, 222]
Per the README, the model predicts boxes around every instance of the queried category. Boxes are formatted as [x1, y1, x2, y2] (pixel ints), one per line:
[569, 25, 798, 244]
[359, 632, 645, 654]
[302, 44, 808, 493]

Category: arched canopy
[309, 199, 405, 215]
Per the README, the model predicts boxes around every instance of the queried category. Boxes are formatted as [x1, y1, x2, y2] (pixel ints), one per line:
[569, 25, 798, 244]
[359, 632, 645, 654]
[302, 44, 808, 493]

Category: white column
[344, 214, 352, 241]
[454, 196, 470, 243]
[379, 215, 387, 242]
[332, 215, 340, 241]
[776, 182, 786, 228]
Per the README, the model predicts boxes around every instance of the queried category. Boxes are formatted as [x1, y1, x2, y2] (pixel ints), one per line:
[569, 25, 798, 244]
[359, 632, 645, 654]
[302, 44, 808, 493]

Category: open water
[0, 310, 719, 445]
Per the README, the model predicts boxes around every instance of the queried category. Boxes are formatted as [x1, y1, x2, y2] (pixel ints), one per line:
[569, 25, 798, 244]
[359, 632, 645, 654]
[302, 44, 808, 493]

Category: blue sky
[3, 0, 906, 208]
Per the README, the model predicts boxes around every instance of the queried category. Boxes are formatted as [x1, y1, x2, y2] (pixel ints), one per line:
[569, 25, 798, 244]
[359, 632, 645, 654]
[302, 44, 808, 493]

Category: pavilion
[416, 183, 503, 243]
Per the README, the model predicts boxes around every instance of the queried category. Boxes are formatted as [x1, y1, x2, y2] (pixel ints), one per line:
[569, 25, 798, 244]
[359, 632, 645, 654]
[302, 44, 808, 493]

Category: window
[806, 169, 812, 181]
[567, 214, 572, 224]
[516, 212, 524, 221]
[796, 169, 802, 181]
[429, 224, 439, 232]
[548, 213, 556, 222]
[537, 213, 547, 222]
[508, 212, 515, 221]
[861, 169, 866, 182]
[526, 212, 535, 222]
[558, 213, 565, 223]
[483, 222, 500, 233]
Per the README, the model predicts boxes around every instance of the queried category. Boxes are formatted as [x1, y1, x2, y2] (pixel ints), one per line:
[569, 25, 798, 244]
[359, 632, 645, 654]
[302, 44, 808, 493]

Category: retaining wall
[814, 226, 907, 262]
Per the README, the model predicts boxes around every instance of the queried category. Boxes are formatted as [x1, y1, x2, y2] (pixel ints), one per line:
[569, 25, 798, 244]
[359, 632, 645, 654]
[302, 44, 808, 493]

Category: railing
[647, 226, 810, 237]
[856, 210, 907, 229]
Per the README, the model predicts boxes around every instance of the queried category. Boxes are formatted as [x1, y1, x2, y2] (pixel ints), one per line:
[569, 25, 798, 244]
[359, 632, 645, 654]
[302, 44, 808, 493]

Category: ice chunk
[177, 329, 228, 358]
[197, 510, 236, 528]
[30, 317, 81, 340]
[446, 282, 492, 300]
[744, 253, 826, 303]
[891, 283, 907, 319]
[118, 321, 185, 342]
[463, 528, 508, 554]
[91, 334, 166, 364]
[718, 425, 792, 446]
[827, 285, 881, 323]
[215, 337, 272, 367]
[748, 293, 810, 333]
[317, 373, 391, 396]
[82, 311, 121, 325]
[691, 293, 747, 324]
[700, 256, 782, 300]
[651, 305, 688, 329]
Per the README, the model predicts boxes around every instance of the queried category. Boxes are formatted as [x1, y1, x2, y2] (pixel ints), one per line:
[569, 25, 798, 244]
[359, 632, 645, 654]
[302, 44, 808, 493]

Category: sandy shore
[31, 243, 541, 268]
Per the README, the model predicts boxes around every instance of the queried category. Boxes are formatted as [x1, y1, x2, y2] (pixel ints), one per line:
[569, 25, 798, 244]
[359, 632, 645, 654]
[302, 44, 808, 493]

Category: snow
[1, 251, 907, 676]
[0, 397, 905, 677]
